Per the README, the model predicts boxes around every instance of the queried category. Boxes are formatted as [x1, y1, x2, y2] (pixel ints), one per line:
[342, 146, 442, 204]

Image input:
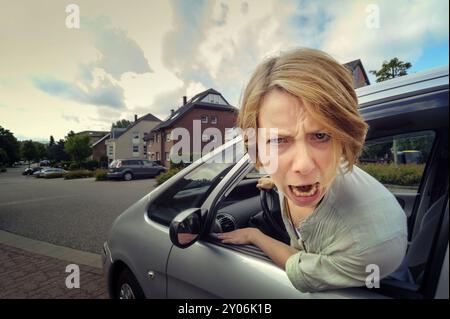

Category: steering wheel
[259, 188, 290, 244]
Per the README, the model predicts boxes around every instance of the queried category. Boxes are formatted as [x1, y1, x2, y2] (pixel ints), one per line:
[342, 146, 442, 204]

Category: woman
[217, 48, 407, 293]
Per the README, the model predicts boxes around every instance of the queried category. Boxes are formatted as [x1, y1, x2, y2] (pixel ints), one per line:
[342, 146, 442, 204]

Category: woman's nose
[291, 145, 316, 176]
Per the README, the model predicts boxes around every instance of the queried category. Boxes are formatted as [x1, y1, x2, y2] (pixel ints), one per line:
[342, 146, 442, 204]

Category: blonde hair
[237, 48, 368, 172]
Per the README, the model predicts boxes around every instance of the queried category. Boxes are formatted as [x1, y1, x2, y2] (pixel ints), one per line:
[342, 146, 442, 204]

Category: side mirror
[169, 208, 202, 248]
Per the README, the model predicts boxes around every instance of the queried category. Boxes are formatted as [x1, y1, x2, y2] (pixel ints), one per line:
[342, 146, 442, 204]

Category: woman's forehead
[258, 91, 323, 134]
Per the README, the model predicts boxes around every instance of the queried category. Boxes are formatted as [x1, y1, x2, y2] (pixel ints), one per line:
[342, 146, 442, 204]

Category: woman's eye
[313, 133, 330, 142]
[268, 137, 286, 145]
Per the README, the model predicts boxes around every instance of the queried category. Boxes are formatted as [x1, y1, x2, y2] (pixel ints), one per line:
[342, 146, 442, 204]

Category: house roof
[75, 130, 109, 137]
[91, 133, 110, 147]
[145, 88, 237, 139]
[109, 113, 162, 140]
[344, 59, 370, 87]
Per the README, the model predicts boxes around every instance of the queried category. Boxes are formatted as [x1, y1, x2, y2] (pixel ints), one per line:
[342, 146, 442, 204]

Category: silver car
[103, 66, 449, 299]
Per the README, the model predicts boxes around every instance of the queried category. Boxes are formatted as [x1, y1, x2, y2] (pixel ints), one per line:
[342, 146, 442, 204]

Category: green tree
[34, 142, 47, 161]
[47, 135, 56, 161]
[111, 119, 132, 129]
[370, 58, 412, 83]
[64, 135, 92, 165]
[0, 148, 8, 165]
[54, 139, 71, 162]
[0, 126, 20, 165]
[22, 140, 37, 167]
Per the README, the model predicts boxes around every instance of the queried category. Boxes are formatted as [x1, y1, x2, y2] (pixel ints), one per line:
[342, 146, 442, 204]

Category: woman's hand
[218, 227, 298, 269]
[217, 228, 262, 245]
[256, 177, 274, 190]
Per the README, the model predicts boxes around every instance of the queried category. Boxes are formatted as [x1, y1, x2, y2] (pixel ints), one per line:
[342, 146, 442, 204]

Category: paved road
[0, 166, 157, 254]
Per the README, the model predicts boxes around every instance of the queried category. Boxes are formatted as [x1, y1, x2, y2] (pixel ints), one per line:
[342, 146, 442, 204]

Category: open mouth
[289, 182, 320, 197]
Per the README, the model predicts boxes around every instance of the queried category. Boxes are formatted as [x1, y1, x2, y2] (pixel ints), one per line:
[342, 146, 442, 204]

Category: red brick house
[144, 88, 238, 168]
[91, 133, 110, 161]
[344, 59, 371, 88]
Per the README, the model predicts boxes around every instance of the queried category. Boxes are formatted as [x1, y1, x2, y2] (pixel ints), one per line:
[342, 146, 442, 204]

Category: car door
[165, 153, 386, 298]
[142, 160, 157, 176]
[128, 160, 142, 177]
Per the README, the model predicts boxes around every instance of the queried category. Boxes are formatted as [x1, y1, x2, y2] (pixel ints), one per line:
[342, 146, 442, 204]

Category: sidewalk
[0, 230, 108, 299]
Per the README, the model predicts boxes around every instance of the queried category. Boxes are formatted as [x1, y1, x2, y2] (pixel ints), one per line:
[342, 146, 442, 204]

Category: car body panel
[105, 192, 172, 298]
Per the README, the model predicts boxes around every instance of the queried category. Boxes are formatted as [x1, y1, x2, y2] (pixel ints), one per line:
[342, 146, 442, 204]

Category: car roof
[356, 65, 449, 108]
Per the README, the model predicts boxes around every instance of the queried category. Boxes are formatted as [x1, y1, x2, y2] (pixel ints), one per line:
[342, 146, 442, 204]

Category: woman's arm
[217, 227, 298, 269]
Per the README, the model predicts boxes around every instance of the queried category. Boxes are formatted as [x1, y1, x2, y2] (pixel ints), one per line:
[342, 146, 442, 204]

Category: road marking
[0, 195, 78, 207]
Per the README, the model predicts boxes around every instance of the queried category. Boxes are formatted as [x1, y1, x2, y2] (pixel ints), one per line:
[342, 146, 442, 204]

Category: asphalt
[0, 166, 157, 254]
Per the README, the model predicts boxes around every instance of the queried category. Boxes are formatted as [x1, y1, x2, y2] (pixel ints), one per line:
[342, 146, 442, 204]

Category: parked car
[32, 167, 51, 177]
[107, 159, 167, 181]
[39, 160, 51, 166]
[103, 66, 449, 299]
[35, 167, 67, 178]
[23, 166, 45, 176]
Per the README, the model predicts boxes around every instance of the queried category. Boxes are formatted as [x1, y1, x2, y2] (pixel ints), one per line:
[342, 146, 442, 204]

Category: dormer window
[201, 115, 208, 123]
[201, 93, 227, 105]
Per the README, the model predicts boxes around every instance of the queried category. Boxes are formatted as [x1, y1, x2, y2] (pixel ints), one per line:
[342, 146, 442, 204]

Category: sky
[0, 0, 448, 142]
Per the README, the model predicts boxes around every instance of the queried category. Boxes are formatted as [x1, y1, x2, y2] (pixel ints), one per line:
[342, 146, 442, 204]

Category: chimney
[134, 114, 138, 122]
[183, 96, 187, 105]
[170, 109, 175, 115]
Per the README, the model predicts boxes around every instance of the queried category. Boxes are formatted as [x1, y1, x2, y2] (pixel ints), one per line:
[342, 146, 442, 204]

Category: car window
[358, 130, 435, 195]
[148, 142, 244, 226]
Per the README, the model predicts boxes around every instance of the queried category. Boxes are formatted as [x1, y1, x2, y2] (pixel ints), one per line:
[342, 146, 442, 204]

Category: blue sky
[0, 0, 448, 141]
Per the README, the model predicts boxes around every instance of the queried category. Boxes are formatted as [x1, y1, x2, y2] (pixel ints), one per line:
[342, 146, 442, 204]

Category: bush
[44, 173, 64, 179]
[156, 167, 182, 186]
[69, 162, 81, 171]
[64, 169, 94, 179]
[358, 163, 425, 186]
[94, 168, 108, 181]
[60, 161, 72, 170]
[84, 160, 100, 171]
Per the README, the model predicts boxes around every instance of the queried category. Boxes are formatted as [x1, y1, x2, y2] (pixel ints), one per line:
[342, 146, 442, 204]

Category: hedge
[156, 167, 182, 186]
[94, 168, 108, 181]
[64, 170, 94, 179]
[358, 163, 425, 186]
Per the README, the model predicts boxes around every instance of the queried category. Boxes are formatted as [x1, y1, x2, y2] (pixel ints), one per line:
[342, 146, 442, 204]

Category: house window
[211, 116, 218, 124]
[166, 131, 171, 142]
[156, 152, 160, 161]
[156, 134, 160, 143]
[133, 145, 139, 152]
[107, 145, 114, 155]
[201, 93, 227, 105]
[132, 132, 140, 144]
[202, 134, 210, 142]
[143, 144, 147, 155]
[165, 152, 170, 162]
[201, 115, 208, 123]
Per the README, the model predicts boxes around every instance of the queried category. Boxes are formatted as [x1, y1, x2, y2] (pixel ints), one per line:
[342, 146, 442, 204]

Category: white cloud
[321, 0, 449, 72]
[0, 0, 448, 141]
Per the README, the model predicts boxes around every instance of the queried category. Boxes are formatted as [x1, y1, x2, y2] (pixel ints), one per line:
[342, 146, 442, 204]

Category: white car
[33, 167, 67, 177]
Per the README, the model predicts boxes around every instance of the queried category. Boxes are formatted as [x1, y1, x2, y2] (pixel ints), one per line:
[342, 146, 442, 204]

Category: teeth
[291, 183, 319, 197]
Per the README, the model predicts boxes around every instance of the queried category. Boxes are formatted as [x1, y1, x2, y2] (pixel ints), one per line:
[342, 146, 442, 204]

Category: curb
[0, 230, 102, 269]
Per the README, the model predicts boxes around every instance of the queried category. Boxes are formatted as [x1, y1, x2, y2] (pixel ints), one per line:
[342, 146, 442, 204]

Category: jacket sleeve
[285, 234, 407, 293]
